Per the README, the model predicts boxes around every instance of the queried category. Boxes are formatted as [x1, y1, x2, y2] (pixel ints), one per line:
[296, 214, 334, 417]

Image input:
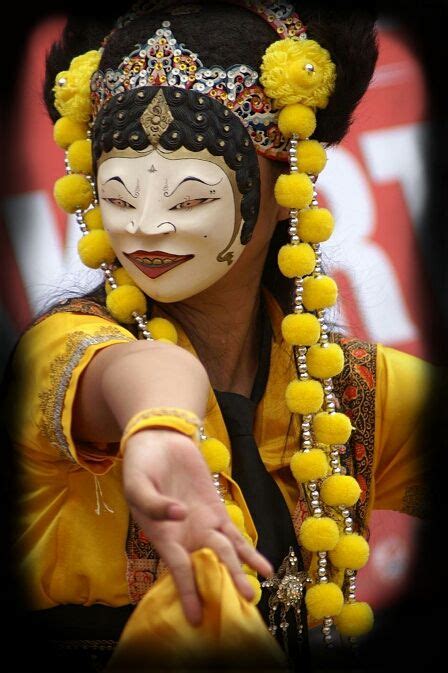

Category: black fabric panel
[214, 293, 309, 671]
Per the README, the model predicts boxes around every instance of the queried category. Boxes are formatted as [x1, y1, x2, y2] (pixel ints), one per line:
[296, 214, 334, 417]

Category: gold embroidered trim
[38, 326, 134, 462]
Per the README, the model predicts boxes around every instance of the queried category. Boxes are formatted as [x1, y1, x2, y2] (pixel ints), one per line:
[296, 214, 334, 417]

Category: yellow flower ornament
[53, 50, 101, 122]
[260, 38, 336, 109]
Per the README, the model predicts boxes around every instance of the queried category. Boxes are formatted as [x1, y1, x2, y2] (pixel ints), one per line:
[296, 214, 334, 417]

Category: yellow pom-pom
[297, 140, 327, 175]
[297, 208, 334, 243]
[278, 243, 315, 278]
[225, 503, 245, 532]
[274, 173, 313, 210]
[302, 275, 338, 310]
[84, 206, 103, 230]
[200, 437, 230, 473]
[260, 38, 336, 109]
[306, 343, 344, 379]
[314, 412, 352, 445]
[281, 313, 320, 346]
[277, 103, 316, 139]
[329, 534, 370, 570]
[320, 475, 361, 507]
[305, 582, 344, 620]
[285, 378, 323, 414]
[246, 575, 262, 605]
[54, 50, 101, 122]
[54, 174, 94, 213]
[67, 139, 93, 174]
[78, 230, 116, 269]
[299, 516, 339, 552]
[335, 602, 374, 637]
[105, 267, 136, 294]
[146, 317, 178, 344]
[53, 117, 88, 149]
[106, 285, 147, 324]
[290, 449, 329, 483]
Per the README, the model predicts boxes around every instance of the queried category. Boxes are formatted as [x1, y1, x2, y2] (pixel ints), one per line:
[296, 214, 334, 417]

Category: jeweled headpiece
[89, 1, 308, 160]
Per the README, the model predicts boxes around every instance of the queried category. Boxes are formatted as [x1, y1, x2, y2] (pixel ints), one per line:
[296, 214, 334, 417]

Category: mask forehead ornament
[140, 88, 174, 147]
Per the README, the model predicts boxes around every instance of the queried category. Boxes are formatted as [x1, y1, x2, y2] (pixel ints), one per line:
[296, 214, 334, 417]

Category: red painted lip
[124, 250, 195, 279]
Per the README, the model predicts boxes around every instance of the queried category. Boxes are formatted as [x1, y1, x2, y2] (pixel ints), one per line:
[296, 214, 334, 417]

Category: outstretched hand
[122, 428, 273, 625]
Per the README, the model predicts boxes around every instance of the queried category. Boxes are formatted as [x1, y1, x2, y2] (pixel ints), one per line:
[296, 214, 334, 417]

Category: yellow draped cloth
[5, 288, 432, 669]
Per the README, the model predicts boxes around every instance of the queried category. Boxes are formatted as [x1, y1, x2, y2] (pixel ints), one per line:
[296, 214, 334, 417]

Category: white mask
[97, 146, 245, 302]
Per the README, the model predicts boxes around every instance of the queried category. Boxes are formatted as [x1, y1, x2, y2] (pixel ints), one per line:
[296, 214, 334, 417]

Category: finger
[220, 521, 274, 578]
[207, 530, 255, 602]
[127, 477, 187, 521]
[163, 543, 202, 626]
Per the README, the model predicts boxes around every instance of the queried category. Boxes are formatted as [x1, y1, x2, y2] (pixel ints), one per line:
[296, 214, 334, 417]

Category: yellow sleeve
[372, 344, 434, 517]
[6, 311, 136, 475]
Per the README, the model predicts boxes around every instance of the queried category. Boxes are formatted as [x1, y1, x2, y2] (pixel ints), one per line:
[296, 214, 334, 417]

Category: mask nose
[125, 219, 176, 235]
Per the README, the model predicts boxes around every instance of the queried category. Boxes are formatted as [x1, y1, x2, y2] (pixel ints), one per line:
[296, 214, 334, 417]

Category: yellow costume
[5, 286, 431, 668]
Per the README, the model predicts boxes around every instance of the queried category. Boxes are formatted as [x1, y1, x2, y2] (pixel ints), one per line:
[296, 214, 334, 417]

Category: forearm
[72, 340, 210, 443]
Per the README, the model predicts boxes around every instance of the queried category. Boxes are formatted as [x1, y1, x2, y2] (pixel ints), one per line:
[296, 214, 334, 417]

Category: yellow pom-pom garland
[84, 206, 103, 230]
[105, 267, 136, 294]
[281, 312, 321, 346]
[275, 172, 314, 210]
[306, 343, 344, 379]
[297, 208, 335, 243]
[314, 412, 353, 445]
[302, 275, 338, 311]
[278, 243, 316, 278]
[53, 117, 88, 149]
[320, 475, 361, 507]
[329, 534, 370, 571]
[54, 174, 94, 213]
[305, 582, 344, 620]
[106, 285, 148, 324]
[146, 317, 178, 344]
[299, 516, 339, 552]
[297, 140, 327, 175]
[78, 230, 116, 269]
[334, 602, 374, 637]
[200, 437, 230, 473]
[67, 139, 93, 174]
[285, 378, 323, 414]
[290, 448, 329, 483]
[261, 26, 371, 644]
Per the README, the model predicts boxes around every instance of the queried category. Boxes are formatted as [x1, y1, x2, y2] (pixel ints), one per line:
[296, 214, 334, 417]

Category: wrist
[119, 407, 203, 457]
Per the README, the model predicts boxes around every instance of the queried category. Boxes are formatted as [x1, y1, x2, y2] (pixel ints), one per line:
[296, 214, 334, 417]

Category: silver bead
[291, 234, 300, 243]
[332, 466, 341, 474]
[341, 509, 350, 518]
[345, 526, 353, 534]
[311, 499, 319, 508]
[313, 507, 322, 516]
[322, 626, 331, 635]
[345, 517, 353, 526]
[304, 63, 315, 72]
[318, 567, 327, 577]
[290, 216, 298, 226]
[309, 483, 317, 492]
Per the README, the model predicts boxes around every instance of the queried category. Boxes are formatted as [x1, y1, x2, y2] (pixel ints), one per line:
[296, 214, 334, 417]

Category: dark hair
[93, 86, 260, 243]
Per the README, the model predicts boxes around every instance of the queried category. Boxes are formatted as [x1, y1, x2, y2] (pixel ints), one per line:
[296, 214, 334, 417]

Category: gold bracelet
[119, 407, 202, 457]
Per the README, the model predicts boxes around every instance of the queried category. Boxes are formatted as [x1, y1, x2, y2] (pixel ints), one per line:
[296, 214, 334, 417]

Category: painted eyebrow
[102, 176, 135, 198]
[165, 176, 223, 198]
